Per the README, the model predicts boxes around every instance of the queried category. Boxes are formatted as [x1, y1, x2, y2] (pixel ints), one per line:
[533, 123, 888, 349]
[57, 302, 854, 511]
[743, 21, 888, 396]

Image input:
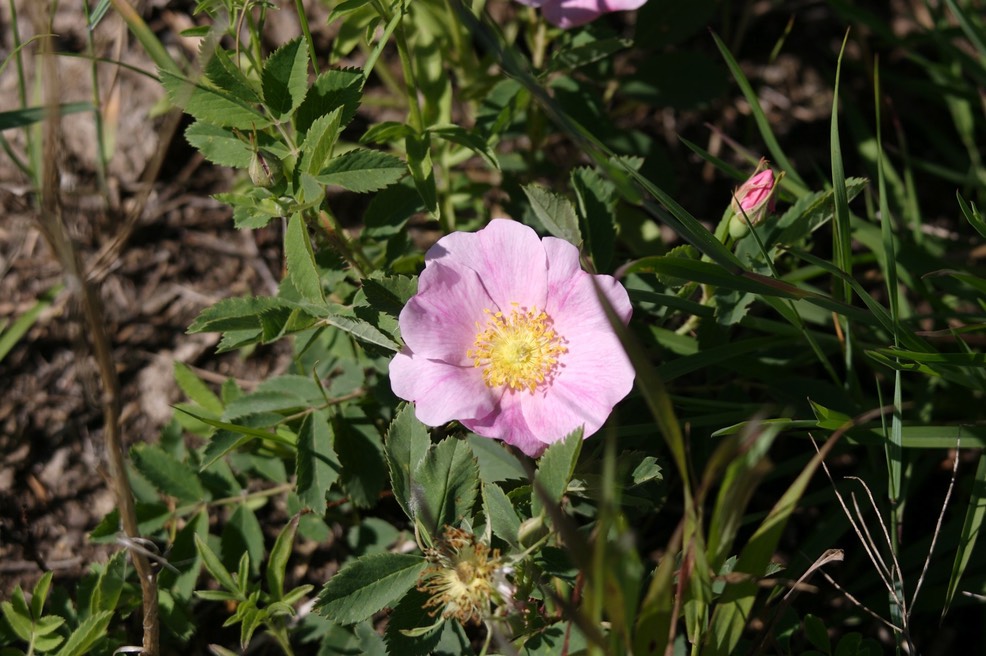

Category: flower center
[467, 303, 566, 393]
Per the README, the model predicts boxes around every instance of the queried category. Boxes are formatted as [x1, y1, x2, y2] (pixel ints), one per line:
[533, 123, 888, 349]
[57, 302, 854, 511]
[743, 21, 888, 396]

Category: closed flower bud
[248, 150, 282, 188]
[728, 160, 777, 239]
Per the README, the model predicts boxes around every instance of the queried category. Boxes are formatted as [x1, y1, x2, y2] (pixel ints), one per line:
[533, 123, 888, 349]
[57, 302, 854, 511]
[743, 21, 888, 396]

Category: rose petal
[424, 219, 548, 310]
[463, 393, 549, 458]
[400, 263, 493, 366]
[390, 351, 495, 426]
[540, 0, 647, 28]
[520, 327, 634, 444]
[542, 246, 632, 336]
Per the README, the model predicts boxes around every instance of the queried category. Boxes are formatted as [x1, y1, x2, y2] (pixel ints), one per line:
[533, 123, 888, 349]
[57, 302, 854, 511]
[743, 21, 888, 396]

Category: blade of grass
[0, 284, 62, 363]
[874, 57, 904, 508]
[706, 407, 889, 655]
[107, 0, 180, 75]
[943, 452, 986, 617]
[710, 31, 807, 192]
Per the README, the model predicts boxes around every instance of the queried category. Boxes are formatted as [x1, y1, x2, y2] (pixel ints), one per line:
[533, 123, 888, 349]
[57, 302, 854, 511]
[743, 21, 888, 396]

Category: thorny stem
[34, 21, 159, 656]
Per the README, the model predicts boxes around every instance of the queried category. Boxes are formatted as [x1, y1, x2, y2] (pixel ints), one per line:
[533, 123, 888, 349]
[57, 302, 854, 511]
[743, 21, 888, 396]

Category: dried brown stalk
[32, 9, 159, 655]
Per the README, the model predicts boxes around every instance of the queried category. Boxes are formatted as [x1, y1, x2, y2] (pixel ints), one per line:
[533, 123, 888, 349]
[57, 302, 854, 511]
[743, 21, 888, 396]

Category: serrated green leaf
[159, 510, 207, 601]
[90, 550, 127, 614]
[405, 133, 438, 216]
[483, 482, 521, 548]
[523, 184, 581, 246]
[319, 313, 400, 351]
[768, 178, 866, 249]
[267, 515, 301, 600]
[160, 68, 269, 129]
[195, 533, 240, 596]
[222, 504, 265, 578]
[571, 167, 616, 271]
[296, 410, 341, 514]
[361, 121, 415, 144]
[262, 38, 310, 119]
[1, 592, 32, 642]
[385, 405, 432, 521]
[204, 46, 261, 105]
[548, 37, 632, 73]
[361, 275, 417, 317]
[237, 597, 263, 650]
[315, 553, 426, 625]
[532, 428, 583, 517]
[296, 68, 364, 136]
[384, 588, 445, 656]
[328, 0, 375, 21]
[188, 296, 293, 334]
[427, 125, 499, 170]
[314, 149, 406, 193]
[32, 615, 64, 638]
[411, 438, 480, 537]
[285, 214, 325, 304]
[30, 572, 54, 620]
[174, 361, 224, 415]
[132, 444, 209, 504]
[299, 107, 344, 175]
[184, 122, 254, 168]
[52, 611, 112, 656]
[466, 434, 527, 483]
[335, 416, 387, 508]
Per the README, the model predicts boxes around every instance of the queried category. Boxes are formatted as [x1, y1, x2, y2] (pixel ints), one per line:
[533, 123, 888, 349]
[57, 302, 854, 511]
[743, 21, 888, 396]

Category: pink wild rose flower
[514, 0, 648, 29]
[390, 219, 634, 457]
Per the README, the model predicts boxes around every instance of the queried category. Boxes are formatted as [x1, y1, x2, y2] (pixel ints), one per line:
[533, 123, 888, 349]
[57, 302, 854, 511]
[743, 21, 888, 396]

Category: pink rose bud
[729, 160, 778, 238]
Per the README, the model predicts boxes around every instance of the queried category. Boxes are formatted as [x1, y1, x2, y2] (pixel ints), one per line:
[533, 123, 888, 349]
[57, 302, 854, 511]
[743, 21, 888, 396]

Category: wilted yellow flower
[417, 526, 505, 625]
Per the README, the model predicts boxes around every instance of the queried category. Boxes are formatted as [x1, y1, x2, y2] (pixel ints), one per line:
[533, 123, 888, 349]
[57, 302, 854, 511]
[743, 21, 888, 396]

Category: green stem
[294, 0, 319, 76]
[82, 0, 110, 199]
[390, 4, 425, 133]
[315, 209, 371, 277]
[108, 0, 180, 75]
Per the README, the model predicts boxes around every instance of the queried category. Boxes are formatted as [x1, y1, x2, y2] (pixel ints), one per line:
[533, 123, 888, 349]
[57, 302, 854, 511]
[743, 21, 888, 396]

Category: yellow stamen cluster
[467, 304, 566, 393]
[417, 526, 503, 625]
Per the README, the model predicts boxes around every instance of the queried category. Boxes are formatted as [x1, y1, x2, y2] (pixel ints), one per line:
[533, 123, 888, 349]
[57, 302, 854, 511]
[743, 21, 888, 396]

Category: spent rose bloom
[390, 219, 634, 457]
[515, 0, 648, 30]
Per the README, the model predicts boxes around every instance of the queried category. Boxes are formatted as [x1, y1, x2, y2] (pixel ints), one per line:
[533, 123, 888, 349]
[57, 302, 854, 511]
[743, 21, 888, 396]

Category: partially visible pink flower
[390, 219, 634, 458]
[515, 0, 648, 29]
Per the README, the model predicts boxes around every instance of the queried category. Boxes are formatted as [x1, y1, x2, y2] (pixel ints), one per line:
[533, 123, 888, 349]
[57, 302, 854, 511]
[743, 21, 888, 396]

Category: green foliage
[24, 1, 986, 655]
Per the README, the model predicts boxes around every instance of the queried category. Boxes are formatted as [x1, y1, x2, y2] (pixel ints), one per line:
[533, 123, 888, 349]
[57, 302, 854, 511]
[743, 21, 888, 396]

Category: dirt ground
[0, 0, 302, 595]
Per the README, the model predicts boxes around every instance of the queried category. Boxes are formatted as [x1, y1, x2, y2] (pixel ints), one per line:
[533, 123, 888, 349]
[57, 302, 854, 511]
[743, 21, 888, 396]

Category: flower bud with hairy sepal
[248, 150, 282, 188]
[728, 159, 778, 239]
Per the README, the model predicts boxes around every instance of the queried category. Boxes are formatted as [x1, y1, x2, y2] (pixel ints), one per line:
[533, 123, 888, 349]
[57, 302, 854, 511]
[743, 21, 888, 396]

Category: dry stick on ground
[33, 20, 159, 656]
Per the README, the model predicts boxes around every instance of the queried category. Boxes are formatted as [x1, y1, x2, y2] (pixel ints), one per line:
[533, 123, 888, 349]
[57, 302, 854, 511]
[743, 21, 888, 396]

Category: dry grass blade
[910, 439, 960, 610]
